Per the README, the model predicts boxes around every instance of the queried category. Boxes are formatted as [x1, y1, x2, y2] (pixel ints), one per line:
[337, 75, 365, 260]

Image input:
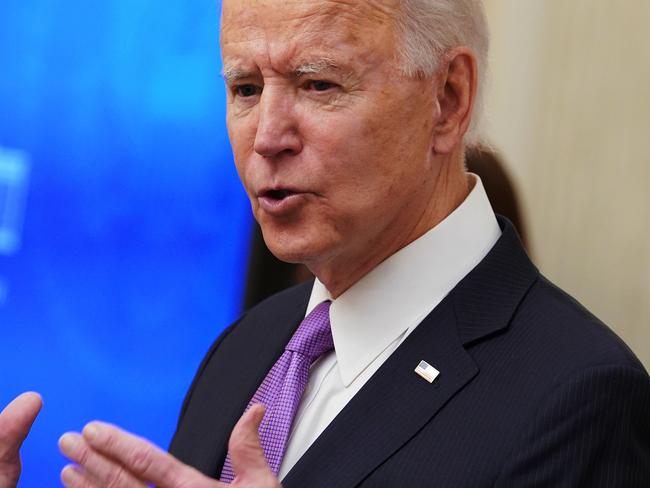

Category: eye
[234, 84, 261, 97]
[306, 80, 336, 92]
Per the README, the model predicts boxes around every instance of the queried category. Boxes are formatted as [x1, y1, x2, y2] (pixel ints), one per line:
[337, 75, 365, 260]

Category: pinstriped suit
[169, 218, 650, 487]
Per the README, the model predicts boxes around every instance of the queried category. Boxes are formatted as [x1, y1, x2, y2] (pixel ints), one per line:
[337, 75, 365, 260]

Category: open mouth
[258, 187, 307, 212]
[264, 189, 295, 201]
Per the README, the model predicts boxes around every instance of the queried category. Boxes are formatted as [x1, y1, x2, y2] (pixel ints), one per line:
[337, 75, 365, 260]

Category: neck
[310, 153, 470, 299]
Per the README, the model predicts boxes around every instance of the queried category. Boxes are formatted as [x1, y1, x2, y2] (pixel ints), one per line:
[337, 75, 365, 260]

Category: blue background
[0, 1, 252, 486]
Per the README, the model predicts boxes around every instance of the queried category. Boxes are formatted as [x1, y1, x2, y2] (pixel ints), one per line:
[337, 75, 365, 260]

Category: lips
[257, 187, 306, 215]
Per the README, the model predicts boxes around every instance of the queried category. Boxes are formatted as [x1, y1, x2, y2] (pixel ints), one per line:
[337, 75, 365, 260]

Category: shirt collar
[306, 174, 501, 387]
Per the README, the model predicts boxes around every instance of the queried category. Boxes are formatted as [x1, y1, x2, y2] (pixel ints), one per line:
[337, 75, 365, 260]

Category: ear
[431, 47, 478, 154]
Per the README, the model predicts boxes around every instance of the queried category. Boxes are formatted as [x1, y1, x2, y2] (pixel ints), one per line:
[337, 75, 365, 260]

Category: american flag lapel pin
[415, 360, 440, 384]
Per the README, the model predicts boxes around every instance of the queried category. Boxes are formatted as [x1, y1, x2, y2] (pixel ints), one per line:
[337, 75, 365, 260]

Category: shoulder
[484, 276, 650, 485]
[512, 275, 646, 375]
[493, 277, 650, 485]
[463, 265, 649, 439]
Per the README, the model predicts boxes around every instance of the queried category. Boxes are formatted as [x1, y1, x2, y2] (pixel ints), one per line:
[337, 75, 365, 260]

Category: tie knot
[286, 301, 333, 361]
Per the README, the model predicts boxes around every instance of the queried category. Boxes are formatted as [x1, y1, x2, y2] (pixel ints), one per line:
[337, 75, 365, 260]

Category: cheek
[303, 112, 380, 182]
[323, 108, 432, 226]
[299, 117, 405, 227]
[363, 98, 434, 184]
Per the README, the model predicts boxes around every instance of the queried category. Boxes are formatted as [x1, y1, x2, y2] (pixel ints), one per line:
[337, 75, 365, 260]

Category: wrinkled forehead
[220, 0, 399, 56]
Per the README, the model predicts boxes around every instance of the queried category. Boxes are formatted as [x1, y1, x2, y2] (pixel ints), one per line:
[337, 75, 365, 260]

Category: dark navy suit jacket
[169, 219, 650, 487]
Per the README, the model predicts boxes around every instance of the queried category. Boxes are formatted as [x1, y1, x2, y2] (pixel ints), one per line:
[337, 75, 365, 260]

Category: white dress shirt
[278, 174, 501, 479]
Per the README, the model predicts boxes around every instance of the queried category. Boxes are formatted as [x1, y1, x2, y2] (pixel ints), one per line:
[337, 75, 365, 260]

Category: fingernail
[83, 423, 99, 441]
[58, 434, 79, 452]
[60, 464, 80, 485]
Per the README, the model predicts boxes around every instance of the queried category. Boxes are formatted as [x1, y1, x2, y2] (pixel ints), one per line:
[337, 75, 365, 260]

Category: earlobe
[431, 48, 477, 154]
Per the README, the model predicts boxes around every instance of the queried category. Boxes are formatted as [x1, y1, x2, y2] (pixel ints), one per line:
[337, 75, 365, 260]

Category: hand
[59, 404, 282, 488]
[0, 392, 43, 488]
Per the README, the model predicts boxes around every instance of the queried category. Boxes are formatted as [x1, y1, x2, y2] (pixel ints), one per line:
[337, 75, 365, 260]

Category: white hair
[396, 0, 490, 145]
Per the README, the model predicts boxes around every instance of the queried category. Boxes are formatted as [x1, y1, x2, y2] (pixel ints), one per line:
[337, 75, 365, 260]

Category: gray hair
[396, 0, 490, 145]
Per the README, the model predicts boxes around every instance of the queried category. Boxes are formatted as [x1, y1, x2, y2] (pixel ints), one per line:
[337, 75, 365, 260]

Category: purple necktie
[220, 301, 333, 482]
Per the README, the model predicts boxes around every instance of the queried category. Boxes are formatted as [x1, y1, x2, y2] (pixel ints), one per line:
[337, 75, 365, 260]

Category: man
[57, 0, 650, 486]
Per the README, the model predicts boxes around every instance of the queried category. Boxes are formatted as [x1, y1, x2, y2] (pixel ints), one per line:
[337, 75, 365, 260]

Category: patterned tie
[220, 301, 333, 482]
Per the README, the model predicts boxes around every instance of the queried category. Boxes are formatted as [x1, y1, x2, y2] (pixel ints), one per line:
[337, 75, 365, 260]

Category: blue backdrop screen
[0, 1, 252, 486]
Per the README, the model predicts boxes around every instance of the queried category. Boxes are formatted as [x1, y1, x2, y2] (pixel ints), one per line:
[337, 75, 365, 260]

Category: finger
[228, 404, 278, 485]
[0, 392, 42, 460]
[59, 433, 147, 488]
[79, 422, 206, 487]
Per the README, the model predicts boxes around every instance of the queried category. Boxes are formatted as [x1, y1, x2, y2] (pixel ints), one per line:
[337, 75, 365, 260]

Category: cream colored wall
[484, 1, 650, 368]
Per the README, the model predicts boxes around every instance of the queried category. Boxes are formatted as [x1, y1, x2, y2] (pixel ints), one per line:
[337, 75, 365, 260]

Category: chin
[265, 240, 313, 265]
[258, 213, 339, 266]
[261, 229, 325, 266]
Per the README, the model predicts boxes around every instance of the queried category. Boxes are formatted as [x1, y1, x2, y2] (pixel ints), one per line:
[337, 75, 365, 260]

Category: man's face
[221, 0, 438, 277]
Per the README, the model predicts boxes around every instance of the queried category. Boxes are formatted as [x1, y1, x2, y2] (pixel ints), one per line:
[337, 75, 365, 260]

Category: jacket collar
[453, 216, 538, 346]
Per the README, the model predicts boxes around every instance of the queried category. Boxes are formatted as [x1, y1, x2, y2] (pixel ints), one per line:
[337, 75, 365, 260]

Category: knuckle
[101, 429, 119, 452]
[75, 445, 92, 466]
[130, 446, 154, 475]
[104, 467, 128, 488]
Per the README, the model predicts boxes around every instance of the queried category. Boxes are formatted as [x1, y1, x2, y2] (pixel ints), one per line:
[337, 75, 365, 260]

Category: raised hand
[59, 404, 282, 488]
[0, 392, 43, 488]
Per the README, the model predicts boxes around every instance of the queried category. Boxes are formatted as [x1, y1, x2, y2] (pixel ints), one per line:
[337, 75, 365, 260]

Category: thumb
[228, 404, 277, 484]
[0, 392, 42, 460]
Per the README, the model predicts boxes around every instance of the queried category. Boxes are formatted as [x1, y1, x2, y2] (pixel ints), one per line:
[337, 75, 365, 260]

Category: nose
[253, 86, 302, 158]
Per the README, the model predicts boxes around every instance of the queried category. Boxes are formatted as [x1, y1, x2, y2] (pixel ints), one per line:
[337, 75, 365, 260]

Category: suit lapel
[282, 218, 538, 488]
[282, 294, 476, 488]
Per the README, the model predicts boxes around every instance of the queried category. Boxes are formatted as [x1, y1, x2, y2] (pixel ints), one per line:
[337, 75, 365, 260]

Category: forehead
[220, 0, 399, 69]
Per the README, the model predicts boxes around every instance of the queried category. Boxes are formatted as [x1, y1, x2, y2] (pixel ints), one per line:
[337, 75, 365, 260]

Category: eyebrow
[221, 58, 341, 83]
[222, 66, 251, 84]
[293, 58, 340, 77]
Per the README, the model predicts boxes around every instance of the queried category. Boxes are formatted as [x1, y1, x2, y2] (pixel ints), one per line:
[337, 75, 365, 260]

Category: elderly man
[53, 0, 650, 486]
